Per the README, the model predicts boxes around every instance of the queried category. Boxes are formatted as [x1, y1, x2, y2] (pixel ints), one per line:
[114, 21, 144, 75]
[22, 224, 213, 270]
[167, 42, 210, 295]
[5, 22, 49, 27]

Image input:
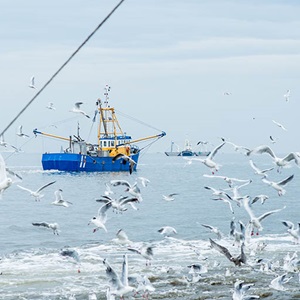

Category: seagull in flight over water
[247, 145, 300, 172]
[32, 222, 59, 235]
[28, 76, 36, 89]
[17, 181, 56, 201]
[51, 189, 73, 207]
[189, 142, 225, 174]
[272, 120, 287, 131]
[69, 102, 90, 118]
[262, 175, 294, 196]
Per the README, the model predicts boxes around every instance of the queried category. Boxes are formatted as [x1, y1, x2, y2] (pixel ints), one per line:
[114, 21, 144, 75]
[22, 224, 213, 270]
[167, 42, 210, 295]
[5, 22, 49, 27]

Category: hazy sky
[1, 0, 300, 155]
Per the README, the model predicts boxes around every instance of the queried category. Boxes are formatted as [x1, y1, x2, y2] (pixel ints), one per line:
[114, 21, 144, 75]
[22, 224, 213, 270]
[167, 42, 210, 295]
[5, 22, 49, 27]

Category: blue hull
[42, 153, 139, 172]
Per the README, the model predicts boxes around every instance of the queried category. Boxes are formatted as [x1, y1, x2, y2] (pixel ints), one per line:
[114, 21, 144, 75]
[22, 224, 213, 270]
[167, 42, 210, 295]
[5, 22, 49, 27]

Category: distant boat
[33, 86, 166, 172]
[165, 140, 210, 157]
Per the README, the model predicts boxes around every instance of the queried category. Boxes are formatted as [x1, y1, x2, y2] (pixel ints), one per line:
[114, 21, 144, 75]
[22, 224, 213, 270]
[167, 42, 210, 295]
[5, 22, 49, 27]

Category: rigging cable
[0, 0, 125, 137]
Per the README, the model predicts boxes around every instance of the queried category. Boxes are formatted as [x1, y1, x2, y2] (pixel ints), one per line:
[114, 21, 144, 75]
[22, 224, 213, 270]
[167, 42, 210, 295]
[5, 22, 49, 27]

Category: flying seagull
[29, 76, 36, 89]
[17, 181, 56, 201]
[69, 102, 90, 118]
[272, 120, 287, 131]
[209, 238, 246, 266]
[32, 222, 59, 235]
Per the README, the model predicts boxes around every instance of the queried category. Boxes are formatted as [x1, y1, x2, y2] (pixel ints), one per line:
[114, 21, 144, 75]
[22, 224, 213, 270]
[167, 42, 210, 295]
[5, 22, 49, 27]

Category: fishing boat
[33, 86, 166, 173]
[165, 140, 210, 157]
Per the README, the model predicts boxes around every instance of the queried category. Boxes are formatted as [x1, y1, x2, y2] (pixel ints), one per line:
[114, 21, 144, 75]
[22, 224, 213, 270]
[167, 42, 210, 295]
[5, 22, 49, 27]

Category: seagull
[103, 254, 136, 298]
[46, 102, 56, 110]
[242, 196, 286, 234]
[104, 182, 114, 196]
[272, 120, 287, 131]
[32, 222, 59, 235]
[262, 174, 294, 196]
[110, 180, 143, 202]
[284, 89, 290, 102]
[204, 186, 232, 199]
[211, 197, 234, 214]
[134, 274, 156, 298]
[112, 153, 136, 174]
[96, 195, 139, 213]
[249, 159, 274, 178]
[281, 220, 300, 243]
[16, 125, 29, 138]
[88, 202, 111, 233]
[128, 245, 154, 266]
[0, 153, 13, 196]
[69, 102, 90, 118]
[158, 226, 177, 237]
[223, 140, 250, 155]
[230, 219, 246, 246]
[51, 189, 73, 207]
[189, 142, 225, 174]
[269, 135, 277, 144]
[232, 279, 259, 300]
[17, 181, 56, 201]
[209, 238, 246, 266]
[201, 224, 222, 239]
[250, 194, 269, 205]
[203, 174, 250, 188]
[28, 76, 36, 89]
[137, 176, 150, 187]
[247, 145, 300, 172]
[60, 248, 81, 273]
[223, 92, 232, 96]
[162, 193, 178, 201]
[111, 229, 133, 245]
[270, 273, 293, 291]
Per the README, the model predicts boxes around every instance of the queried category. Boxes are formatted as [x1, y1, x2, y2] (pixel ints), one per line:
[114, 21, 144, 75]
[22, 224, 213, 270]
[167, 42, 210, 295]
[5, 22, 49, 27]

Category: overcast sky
[1, 0, 300, 155]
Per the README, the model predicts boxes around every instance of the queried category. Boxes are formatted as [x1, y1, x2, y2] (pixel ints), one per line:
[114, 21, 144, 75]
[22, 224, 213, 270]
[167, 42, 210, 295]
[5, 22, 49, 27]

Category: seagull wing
[17, 185, 33, 194]
[277, 174, 294, 186]
[103, 259, 122, 289]
[209, 238, 233, 262]
[249, 160, 260, 172]
[121, 254, 129, 286]
[36, 181, 56, 193]
[75, 102, 83, 109]
[97, 202, 112, 221]
[208, 142, 225, 159]
[282, 153, 300, 164]
[258, 206, 286, 223]
[110, 179, 131, 188]
[281, 220, 294, 229]
[32, 222, 50, 228]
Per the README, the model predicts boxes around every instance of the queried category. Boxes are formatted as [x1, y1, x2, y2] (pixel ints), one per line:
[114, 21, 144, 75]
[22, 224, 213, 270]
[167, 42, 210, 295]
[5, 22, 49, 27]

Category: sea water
[0, 151, 300, 299]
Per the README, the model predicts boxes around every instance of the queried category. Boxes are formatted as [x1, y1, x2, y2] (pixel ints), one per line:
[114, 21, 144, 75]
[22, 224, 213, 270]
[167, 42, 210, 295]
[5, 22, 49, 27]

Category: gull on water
[262, 174, 294, 196]
[28, 76, 36, 89]
[17, 180, 56, 201]
[272, 119, 287, 131]
[52, 189, 73, 207]
[247, 145, 300, 172]
[69, 102, 90, 118]
[16, 125, 29, 138]
[249, 159, 274, 178]
[88, 202, 111, 233]
[32, 222, 59, 235]
[281, 220, 300, 243]
[188, 142, 225, 174]
[103, 254, 136, 298]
